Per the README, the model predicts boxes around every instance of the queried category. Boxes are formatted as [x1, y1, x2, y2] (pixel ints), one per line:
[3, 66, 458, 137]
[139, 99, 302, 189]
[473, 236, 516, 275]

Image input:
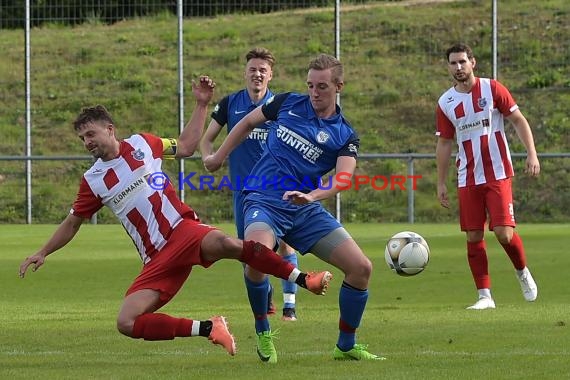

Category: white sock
[478, 288, 492, 299]
[288, 268, 301, 283]
[283, 293, 296, 305]
[191, 320, 201, 337]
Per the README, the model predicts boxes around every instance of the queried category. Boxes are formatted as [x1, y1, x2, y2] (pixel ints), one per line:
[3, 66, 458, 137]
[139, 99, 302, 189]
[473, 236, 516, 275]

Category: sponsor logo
[287, 110, 302, 118]
[457, 118, 490, 133]
[248, 127, 268, 141]
[112, 177, 146, 206]
[276, 125, 323, 163]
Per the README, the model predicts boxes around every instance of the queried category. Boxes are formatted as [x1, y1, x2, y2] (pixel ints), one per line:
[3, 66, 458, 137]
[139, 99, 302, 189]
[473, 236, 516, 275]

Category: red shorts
[125, 219, 218, 308]
[458, 178, 516, 231]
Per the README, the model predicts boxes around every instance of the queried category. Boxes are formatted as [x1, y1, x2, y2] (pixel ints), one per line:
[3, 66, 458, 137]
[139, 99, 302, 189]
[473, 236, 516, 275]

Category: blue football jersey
[211, 88, 275, 189]
[246, 92, 359, 195]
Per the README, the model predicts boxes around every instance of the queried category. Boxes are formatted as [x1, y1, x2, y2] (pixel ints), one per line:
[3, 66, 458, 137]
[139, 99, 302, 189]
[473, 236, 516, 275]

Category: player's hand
[19, 254, 45, 278]
[525, 155, 540, 177]
[203, 154, 223, 172]
[192, 75, 216, 106]
[283, 191, 314, 205]
[437, 184, 449, 209]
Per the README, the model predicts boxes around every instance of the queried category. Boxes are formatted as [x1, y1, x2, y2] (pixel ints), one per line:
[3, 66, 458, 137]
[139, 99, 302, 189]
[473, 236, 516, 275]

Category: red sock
[132, 313, 193, 341]
[501, 232, 526, 270]
[240, 240, 295, 280]
[467, 240, 490, 289]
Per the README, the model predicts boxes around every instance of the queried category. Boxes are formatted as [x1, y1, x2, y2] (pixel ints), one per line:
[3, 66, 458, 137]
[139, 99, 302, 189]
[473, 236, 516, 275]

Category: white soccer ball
[385, 231, 430, 276]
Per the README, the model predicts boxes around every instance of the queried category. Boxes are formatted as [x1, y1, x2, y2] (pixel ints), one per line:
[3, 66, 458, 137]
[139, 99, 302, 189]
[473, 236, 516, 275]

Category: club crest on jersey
[132, 148, 145, 161]
[478, 97, 487, 109]
[316, 131, 330, 144]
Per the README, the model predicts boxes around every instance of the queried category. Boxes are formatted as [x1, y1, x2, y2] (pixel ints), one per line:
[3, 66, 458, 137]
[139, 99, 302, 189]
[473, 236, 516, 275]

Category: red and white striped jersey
[436, 77, 517, 187]
[70, 133, 199, 264]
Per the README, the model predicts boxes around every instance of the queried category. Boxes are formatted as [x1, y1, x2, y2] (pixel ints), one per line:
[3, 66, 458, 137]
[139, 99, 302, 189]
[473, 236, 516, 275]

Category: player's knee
[494, 227, 513, 244]
[495, 233, 512, 245]
[346, 256, 372, 280]
[212, 235, 242, 259]
[116, 316, 134, 337]
[343, 257, 372, 289]
[466, 231, 484, 243]
[221, 236, 242, 253]
[201, 231, 242, 261]
[360, 257, 373, 279]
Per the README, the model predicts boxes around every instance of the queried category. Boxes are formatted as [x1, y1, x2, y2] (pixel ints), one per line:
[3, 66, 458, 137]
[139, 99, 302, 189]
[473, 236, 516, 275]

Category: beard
[453, 72, 468, 82]
[88, 146, 103, 159]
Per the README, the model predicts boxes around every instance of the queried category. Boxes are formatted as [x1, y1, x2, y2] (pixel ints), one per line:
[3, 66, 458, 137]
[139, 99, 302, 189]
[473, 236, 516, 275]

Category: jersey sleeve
[261, 92, 290, 120]
[139, 133, 177, 158]
[338, 134, 360, 158]
[211, 95, 230, 126]
[435, 104, 456, 139]
[70, 177, 103, 219]
[491, 80, 518, 116]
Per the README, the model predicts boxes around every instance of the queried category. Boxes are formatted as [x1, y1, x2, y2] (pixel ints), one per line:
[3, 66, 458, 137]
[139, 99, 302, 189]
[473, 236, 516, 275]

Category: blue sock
[281, 253, 298, 308]
[244, 275, 271, 334]
[337, 282, 368, 351]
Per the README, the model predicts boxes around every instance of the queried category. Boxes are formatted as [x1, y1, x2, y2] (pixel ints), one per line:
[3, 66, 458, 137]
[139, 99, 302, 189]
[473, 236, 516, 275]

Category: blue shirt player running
[204, 53, 384, 362]
[199, 48, 300, 323]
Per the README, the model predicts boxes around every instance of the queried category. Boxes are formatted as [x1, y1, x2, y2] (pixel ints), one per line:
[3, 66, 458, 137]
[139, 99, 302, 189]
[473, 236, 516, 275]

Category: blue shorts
[243, 191, 342, 254]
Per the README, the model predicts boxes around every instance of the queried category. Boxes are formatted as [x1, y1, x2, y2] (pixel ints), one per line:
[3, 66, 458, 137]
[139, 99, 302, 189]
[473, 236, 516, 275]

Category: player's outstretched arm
[176, 76, 216, 159]
[203, 106, 266, 172]
[200, 120, 224, 159]
[19, 213, 84, 278]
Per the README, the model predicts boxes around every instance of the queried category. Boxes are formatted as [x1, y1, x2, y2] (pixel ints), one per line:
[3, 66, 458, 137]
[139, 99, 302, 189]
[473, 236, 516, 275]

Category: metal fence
[1, 153, 569, 224]
[0, 0, 568, 224]
[1, 1, 360, 29]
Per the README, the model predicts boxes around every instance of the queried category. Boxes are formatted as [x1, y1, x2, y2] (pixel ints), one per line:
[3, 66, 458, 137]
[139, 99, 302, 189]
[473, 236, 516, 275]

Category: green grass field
[1, 223, 569, 379]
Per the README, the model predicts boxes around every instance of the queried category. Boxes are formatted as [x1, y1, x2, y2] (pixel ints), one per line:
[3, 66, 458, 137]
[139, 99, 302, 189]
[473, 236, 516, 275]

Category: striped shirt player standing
[18, 76, 332, 357]
[435, 43, 540, 310]
[200, 48, 301, 323]
[204, 54, 383, 362]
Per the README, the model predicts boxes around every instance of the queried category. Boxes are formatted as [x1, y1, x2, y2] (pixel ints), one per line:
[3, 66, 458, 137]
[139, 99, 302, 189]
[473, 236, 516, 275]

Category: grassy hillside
[0, 0, 568, 223]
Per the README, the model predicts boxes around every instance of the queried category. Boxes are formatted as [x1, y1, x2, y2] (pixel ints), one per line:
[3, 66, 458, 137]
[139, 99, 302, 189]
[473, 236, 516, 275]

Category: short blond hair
[308, 54, 343, 84]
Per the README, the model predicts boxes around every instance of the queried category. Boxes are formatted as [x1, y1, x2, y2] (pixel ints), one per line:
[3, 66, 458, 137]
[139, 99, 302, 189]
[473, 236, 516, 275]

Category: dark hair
[308, 53, 343, 84]
[445, 43, 474, 62]
[245, 47, 275, 68]
[73, 105, 114, 131]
